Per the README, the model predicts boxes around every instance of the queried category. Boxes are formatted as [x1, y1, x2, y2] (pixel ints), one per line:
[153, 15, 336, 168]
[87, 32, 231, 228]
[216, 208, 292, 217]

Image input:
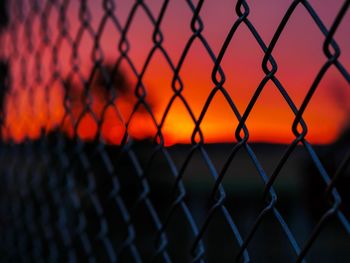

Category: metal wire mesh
[0, 0, 349, 262]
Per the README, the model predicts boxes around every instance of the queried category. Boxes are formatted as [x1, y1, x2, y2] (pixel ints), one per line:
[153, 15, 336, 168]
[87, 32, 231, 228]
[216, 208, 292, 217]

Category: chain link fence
[0, 0, 349, 262]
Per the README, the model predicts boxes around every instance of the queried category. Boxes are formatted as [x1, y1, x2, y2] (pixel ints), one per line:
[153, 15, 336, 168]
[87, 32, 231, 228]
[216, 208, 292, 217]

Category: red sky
[2, 0, 350, 145]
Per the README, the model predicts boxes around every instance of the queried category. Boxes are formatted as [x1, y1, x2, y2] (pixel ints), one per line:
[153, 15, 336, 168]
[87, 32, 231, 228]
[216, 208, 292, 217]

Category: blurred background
[0, 0, 349, 262]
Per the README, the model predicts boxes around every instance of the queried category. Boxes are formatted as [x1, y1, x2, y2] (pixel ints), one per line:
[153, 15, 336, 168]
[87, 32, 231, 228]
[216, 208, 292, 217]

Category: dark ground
[0, 131, 349, 262]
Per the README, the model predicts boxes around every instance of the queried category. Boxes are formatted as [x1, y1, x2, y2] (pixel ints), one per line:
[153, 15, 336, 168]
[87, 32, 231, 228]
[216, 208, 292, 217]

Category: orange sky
[1, 0, 349, 146]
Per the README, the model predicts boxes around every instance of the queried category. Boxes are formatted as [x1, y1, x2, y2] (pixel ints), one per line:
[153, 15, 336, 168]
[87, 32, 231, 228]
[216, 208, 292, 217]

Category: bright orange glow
[1, 0, 349, 146]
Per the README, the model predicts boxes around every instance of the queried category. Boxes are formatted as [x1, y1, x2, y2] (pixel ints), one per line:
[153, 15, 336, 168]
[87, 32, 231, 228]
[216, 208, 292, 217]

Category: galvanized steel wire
[0, 0, 349, 262]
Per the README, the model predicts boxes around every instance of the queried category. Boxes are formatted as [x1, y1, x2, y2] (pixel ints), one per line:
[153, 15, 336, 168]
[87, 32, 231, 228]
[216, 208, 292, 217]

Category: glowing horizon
[1, 0, 349, 146]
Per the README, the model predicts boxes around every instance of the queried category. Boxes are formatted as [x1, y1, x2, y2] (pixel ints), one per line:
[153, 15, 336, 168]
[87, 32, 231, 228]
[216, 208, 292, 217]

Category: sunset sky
[2, 0, 350, 145]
